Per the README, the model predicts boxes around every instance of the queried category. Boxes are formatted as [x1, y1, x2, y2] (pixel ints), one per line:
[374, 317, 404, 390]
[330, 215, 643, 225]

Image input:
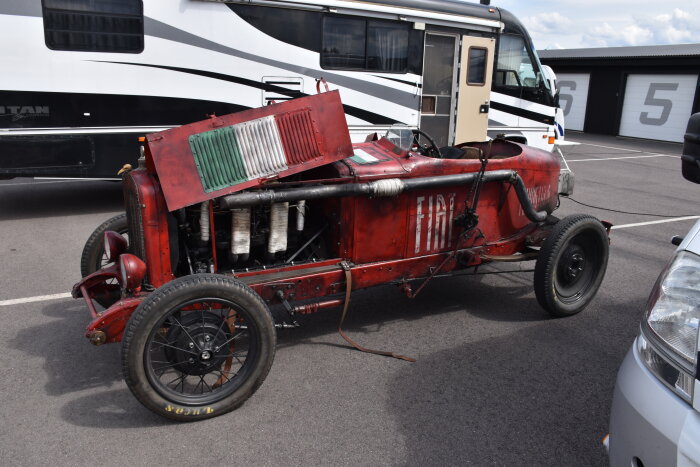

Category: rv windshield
[495, 34, 547, 90]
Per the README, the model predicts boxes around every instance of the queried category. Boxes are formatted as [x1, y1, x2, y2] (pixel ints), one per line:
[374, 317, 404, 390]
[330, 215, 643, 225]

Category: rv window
[322, 17, 366, 69]
[42, 0, 144, 53]
[366, 21, 409, 72]
[467, 47, 487, 85]
[228, 4, 321, 53]
[494, 34, 541, 90]
[321, 16, 413, 73]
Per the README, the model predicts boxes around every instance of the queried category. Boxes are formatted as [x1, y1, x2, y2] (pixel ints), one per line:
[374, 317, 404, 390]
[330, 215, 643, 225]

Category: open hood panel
[145, 91, 353, 211]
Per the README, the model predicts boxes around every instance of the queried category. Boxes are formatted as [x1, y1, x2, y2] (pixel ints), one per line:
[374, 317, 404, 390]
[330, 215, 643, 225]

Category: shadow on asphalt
[8, 299, 168, 428]
[60, 389, 168, 428]
[9, 300, 124, 395]
[387, 320, 612, 466]
[275, 272, 549, 351]
[9, 271, 553, 428]
[0, 180, 123, 221]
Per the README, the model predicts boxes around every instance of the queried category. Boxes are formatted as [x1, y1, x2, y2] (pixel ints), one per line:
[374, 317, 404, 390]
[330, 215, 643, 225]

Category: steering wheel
[411, 129, 442, 158]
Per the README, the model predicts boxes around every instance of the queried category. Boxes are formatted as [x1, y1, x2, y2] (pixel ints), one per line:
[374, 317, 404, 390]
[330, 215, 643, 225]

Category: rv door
[420, 33, 459, 148]
[454, 36, 495, 144]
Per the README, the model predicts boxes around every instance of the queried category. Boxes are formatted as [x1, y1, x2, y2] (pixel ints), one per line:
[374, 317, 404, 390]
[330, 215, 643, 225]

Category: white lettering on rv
[415, 193, 456, 254]
[0, 106, 50, 118]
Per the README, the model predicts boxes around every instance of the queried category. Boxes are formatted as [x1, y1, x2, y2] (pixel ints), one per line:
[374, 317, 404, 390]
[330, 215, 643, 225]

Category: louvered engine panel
[276, 109, 322, 165]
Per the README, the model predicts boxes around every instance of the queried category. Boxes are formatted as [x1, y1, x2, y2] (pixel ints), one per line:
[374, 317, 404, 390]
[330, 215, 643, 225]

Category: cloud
[582, 8, 700, 47]
[583, 22, 653, 47]
[522, 12, 573, 34]
[543, 43, 566, 50]
[641, 8, 696, 43]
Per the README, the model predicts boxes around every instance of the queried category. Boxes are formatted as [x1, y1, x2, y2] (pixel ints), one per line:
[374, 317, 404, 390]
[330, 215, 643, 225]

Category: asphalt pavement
[0, 133, 695, 466]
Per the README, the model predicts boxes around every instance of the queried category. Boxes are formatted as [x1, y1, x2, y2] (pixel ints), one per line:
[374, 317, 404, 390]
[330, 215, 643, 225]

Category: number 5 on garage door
[619, 74, 698, 143]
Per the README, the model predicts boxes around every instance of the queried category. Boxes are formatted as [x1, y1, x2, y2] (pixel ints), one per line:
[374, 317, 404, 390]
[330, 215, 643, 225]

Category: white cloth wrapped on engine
[296, 200, 306, 232]
[268, 202, 289, 253]
[200, 201, 210, 242]
[231, 207, 251, 254]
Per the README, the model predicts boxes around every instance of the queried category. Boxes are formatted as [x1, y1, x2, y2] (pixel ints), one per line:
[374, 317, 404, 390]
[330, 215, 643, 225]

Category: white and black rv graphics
[0, 0, 559, 178]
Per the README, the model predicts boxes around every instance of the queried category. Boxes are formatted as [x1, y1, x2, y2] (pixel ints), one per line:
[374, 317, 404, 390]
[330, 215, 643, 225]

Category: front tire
[121, 274, 276, 421]
[534, 215, 609, 317]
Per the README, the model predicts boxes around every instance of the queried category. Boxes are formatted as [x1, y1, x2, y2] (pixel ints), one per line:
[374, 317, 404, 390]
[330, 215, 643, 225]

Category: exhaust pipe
[219, 170, 550, 223]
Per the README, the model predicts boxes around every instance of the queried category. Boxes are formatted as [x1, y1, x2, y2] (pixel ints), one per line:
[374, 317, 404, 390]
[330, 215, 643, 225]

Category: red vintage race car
[73, 91, 610, 421]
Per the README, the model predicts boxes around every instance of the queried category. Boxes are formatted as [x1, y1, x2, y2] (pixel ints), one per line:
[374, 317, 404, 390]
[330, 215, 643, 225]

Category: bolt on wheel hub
[163, 314, 232, 376]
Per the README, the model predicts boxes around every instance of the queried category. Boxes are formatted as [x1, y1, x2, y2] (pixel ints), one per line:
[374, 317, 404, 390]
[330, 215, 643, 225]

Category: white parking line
[568, 154, 678, 162]
[612, 216, 700, 230]
[0, 178, 119, 187]
[568, 141, 642, 153]
[0, 292, 72, 306]
[0, 180, 89, 187]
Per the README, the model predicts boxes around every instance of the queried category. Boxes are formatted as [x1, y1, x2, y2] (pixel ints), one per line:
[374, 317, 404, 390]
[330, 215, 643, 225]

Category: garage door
[557, 73, 590, 131]
[619, 74, 698, 142]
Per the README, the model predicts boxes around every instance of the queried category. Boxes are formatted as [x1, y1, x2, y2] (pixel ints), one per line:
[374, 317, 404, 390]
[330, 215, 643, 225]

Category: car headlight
[104, 230, 128, 263]
[641, 251, 700, 403]
[118, 253, 147, 290]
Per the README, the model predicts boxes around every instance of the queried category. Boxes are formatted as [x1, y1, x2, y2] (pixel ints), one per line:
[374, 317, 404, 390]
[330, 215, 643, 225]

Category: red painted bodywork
[84, 297, 142, 345]
[146, 91, 353, 211]
[104, 230, 127, 261]
[126, 170, 174, 288]
[73, 97, 562, 345]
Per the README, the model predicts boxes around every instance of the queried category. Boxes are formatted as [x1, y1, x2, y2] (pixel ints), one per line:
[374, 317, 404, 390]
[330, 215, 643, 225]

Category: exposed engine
[170, 198, 330, 276]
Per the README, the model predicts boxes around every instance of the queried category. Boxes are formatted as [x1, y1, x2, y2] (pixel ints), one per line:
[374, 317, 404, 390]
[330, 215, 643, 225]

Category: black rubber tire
[80, 213, 128, 278]
[534, 214, 609, 317]
[121, 274, 276, 421]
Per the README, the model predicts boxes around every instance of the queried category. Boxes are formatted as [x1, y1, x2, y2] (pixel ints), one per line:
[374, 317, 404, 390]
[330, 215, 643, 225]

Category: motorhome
[0, 0, 561, 179]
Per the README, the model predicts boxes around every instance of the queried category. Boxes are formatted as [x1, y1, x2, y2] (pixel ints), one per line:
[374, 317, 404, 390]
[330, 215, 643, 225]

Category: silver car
[608, 220, 700, 466]
[608, 114, 700, 466]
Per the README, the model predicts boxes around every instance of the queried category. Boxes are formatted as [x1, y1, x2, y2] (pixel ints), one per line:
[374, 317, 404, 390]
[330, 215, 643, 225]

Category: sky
[494, 0, 700, 50]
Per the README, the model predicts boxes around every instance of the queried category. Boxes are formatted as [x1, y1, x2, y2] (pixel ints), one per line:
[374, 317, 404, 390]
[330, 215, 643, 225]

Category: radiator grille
[123, 172, 146, 263]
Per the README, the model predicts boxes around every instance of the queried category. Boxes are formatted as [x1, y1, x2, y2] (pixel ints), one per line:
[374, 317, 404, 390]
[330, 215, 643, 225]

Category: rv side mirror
[540, 65, 558, 99]
[682, 113, 700, 184]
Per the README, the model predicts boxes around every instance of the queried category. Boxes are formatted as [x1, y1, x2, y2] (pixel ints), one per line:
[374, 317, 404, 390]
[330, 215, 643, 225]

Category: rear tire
[121, 274, 276, 421]
[534, 215, 609, 317]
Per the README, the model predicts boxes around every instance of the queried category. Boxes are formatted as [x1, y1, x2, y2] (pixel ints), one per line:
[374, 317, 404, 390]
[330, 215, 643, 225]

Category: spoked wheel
[122, 274, 276, 421]
[534, 214, 609, 317]
[80, 213, 128, 308]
